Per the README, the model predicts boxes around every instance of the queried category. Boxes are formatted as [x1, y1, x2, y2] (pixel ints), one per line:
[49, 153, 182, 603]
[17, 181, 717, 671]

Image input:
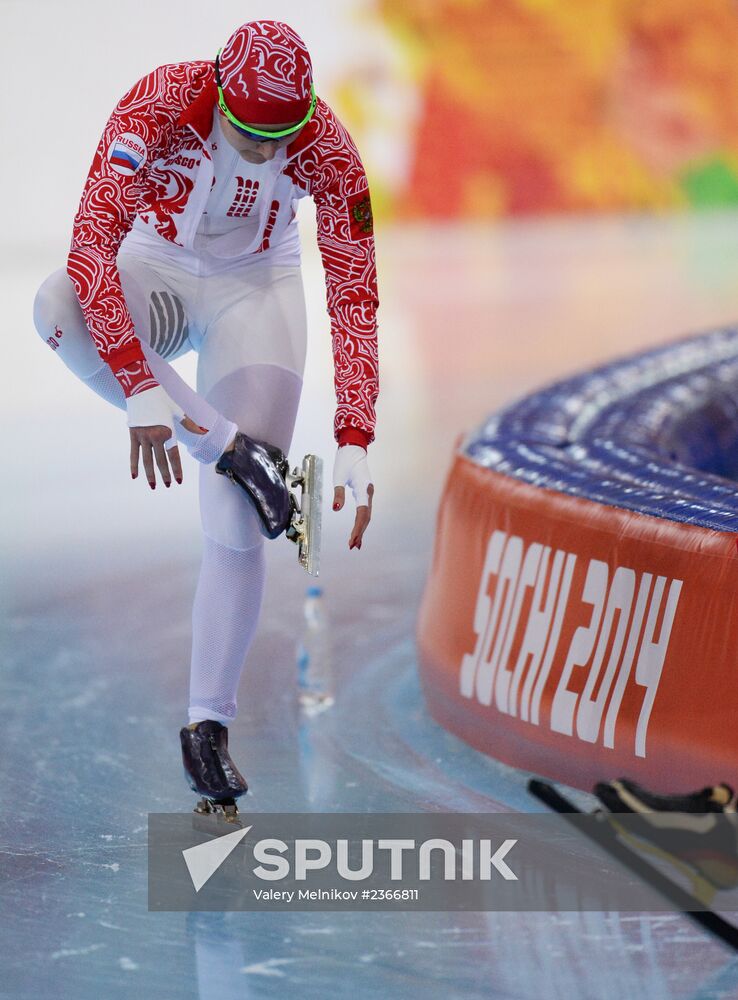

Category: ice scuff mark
[51, 943, 105, 960]
[59, 677, 109, 710]
[240, 958, 296, 977]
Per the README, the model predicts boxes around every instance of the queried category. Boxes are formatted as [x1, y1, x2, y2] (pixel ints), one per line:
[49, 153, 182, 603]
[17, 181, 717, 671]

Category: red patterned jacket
[68, 61, 378, 448]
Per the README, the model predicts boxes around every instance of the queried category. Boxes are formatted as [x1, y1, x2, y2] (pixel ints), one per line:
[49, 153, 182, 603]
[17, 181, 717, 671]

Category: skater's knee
[199, 464, 269, 551]
[201, 517, 266, 552]
[33, 268, 81, 340]
[34, 268, 105, 377]
[202, 498, 266, 551]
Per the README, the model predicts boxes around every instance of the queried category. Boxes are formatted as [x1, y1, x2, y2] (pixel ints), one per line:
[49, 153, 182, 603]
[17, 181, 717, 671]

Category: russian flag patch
[107, 132, 148, 176]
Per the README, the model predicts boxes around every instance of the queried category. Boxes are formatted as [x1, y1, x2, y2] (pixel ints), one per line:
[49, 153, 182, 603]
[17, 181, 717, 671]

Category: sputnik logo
[183, 825, 252, 892]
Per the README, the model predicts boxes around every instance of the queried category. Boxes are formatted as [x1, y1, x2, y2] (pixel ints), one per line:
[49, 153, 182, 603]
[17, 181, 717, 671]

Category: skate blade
[299, 454, 322, 577]
[287, 455, 322, 577]
[192, 797, 244, 829]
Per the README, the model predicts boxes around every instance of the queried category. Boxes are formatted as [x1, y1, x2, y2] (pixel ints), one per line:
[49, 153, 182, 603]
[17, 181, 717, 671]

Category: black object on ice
[215, 431, 293, 539]
[593, 777, 738, 892]
[593, 777, 735, 816]
[180, 720, 249, 821]
[528, 777, 738, 953]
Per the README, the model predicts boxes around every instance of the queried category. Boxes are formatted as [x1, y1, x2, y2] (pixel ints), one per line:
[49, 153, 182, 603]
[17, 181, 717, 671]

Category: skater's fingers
[348, 502, 372, 550]
[333, 485, 346, 512]
[129, 431, 140, 479]
[141, 442, 156, 489]
[348, 485, 373, 549]
[168, 445, 183, 485]
[349, 507, 369, 549]
[153, 440, 172, 487]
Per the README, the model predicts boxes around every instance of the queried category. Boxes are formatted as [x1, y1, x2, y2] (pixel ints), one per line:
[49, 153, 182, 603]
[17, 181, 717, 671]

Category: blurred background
[5, 2, 738, 998]
[6, 0, 738, 582]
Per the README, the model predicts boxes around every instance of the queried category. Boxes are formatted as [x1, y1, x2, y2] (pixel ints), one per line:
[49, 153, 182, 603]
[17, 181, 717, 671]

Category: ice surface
[6, 218, 738, 998]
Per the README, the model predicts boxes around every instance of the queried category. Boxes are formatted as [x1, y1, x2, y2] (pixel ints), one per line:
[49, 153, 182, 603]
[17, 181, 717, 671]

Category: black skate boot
[215, 431, 324, 576]
[180, 720, 248, 823]
[215, 431, 293, 540]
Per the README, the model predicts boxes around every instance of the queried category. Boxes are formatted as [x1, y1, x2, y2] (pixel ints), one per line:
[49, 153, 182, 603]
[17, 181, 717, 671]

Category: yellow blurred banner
[350, 0, 738, 218]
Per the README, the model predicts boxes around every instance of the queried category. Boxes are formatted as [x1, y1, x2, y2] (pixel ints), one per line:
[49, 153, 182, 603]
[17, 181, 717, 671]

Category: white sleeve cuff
[126, 385, 184, 434]
[333, 444, 372, 506]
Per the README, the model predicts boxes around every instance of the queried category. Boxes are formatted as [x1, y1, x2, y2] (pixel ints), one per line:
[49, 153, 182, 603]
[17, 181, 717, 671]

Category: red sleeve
[287, 101, 379, 447]
[67, 67, 179, 397]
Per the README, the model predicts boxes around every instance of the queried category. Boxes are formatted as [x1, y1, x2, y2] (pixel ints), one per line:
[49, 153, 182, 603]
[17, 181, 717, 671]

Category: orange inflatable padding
[417, 452, 738, 794]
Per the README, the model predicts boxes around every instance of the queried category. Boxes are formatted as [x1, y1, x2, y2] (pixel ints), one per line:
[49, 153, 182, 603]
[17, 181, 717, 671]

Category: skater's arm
[287, 102, 378, 548]
[289, 100, 379, 449]
[68, 66, 206, 486]
[66, 65, 187, 401]
[311, 105, 378, 546]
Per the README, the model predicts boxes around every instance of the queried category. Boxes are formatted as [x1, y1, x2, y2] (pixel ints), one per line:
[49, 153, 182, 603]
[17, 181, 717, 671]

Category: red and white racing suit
[67, 59, 378, 448]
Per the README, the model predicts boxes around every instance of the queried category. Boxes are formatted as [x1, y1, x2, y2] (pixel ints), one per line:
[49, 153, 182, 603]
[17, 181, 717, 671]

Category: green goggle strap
[215, 49, 317, 138]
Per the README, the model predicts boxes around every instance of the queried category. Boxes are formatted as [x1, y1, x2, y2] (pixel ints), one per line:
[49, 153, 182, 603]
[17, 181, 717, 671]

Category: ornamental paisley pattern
[218, 20, 313, 125]
[285, 100, 379, 443]
[68, 60, 378, 446]
[68, 62, 212, 388]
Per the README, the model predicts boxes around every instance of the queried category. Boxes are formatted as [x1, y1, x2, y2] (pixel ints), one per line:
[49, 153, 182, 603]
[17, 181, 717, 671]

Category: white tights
[33, 255, 307, 725]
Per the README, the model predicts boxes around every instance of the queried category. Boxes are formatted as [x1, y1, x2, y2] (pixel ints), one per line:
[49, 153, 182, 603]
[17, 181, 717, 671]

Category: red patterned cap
[218, 21, 313, 127]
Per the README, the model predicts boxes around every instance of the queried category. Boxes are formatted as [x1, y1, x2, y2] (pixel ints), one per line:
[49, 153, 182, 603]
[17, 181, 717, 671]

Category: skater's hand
[332, 445, 373, 550]
[126, 385, 185, 489]
[129, 426, 183, 489]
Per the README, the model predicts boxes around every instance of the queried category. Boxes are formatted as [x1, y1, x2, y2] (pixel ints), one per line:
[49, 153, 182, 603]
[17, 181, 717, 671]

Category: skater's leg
[188, 266, 306, 724]
[32, 266, 236, 462]
[188, 365, 303, 724]
[200, 365, 304, 547]
[188, 536, 266, 724]
[196, 265, 306, 550]
[198, 264, 308, 542]
[33, 268, 127, 407]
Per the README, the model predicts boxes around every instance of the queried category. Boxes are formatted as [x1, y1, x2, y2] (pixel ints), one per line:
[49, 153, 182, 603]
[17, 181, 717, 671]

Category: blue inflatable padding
[462, 327, 738, 531]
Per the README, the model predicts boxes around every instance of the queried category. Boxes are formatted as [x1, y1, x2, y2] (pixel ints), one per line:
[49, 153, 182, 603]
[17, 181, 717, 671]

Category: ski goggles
[214, 50, 317, 141]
